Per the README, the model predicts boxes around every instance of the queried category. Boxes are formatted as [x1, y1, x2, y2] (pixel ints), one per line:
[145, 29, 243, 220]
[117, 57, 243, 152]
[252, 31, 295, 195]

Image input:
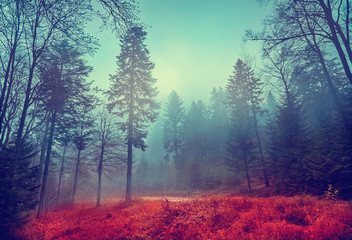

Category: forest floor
[15, 195, 352, 240]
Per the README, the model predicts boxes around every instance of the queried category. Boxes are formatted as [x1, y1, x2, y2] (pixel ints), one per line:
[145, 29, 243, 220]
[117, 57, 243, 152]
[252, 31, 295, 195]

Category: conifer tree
[226, 59, 255, 193]
[271, 92, 312, 193]
[0, 137, 39, 238]
[265, 91, 279, 179]
[265, 91, 277, 122]
[208, 87, 228, 163]
[135, 153, 150, 191]
[183, 100, 209, 190]
[162, 90, 186, 189]
[107, 26, 159, 201]
[163, 90, 185, 160]
[246, 72, 270, 187]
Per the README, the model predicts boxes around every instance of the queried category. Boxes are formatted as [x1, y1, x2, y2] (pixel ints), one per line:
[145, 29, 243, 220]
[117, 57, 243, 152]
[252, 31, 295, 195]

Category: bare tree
[71, 102, 96, 204]
[247, 0, 351, 133]
[251, 0, 351, 83]
[93, 105, 125, 207]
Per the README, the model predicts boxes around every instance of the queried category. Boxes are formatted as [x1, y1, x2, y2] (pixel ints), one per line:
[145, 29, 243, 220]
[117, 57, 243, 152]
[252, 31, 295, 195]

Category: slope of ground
[15, 196, 352, 240]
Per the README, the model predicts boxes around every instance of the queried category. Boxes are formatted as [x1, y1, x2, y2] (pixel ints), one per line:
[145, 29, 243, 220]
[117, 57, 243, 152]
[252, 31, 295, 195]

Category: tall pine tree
[163, 90, 186, 189]
[107, 26, 159, 201]
[183, 100, 209, 190]
[163, 90, 185, 161]
[226, 59, 255, 193]
[208, 87, 228, 164]
[246, 71, 270, 187]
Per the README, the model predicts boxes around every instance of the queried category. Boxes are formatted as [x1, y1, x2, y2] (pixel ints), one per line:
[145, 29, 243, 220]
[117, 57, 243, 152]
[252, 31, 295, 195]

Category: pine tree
[0, 137, 39, 238]
[208, 87, 228, 163]
[271, 92, 312, 193]
[246, 72, 270, 187]
[265, 91, 277, 122]
[265, 91, 279, 181]
[107, 26, 159, 201]
[163, 90, 185, 160]
[225, 59, 255, 192]
[135, 153, 150, 191]
[183, 100, 209, 190]
[162, 91, 185, 188]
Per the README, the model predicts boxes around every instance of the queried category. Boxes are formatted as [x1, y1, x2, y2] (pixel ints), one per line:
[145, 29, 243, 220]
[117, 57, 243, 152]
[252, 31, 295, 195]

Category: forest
[1, 0, 352, 239]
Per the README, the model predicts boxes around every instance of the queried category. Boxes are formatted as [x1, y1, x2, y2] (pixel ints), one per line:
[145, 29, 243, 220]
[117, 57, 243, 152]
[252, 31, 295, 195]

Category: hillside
[15, 195, 352, 240]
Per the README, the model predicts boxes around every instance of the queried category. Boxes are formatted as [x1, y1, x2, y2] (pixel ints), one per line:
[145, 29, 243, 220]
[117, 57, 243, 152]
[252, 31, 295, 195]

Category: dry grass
[15, 195, 352, 239]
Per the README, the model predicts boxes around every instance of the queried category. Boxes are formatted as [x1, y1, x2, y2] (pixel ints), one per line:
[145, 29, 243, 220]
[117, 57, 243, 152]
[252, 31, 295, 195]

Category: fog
[1, 1, 352, 230]
[87, 0, 271, 104]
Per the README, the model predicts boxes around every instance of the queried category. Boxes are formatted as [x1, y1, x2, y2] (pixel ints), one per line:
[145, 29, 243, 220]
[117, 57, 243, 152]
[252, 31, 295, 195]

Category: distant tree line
[135, 0, 352, 199]
[138, 46, 350, 198]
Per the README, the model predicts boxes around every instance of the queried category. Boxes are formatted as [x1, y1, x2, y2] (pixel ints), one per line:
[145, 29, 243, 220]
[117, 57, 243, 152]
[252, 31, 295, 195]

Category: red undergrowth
[15, 196, 352, 239]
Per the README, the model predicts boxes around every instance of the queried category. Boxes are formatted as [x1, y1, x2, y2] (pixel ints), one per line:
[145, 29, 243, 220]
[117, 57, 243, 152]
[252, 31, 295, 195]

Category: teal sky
[88, 0, 272, 105]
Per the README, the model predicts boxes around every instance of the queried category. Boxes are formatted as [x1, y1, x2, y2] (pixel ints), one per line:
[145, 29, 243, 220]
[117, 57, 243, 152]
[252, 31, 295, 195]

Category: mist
[1, 0, 352, 239]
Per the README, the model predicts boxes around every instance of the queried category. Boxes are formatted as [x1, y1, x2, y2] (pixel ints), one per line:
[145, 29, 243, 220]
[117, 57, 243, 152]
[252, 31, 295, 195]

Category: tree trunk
[243, 152, 251, 193]
[97, 145, 104, 207]
[72, 148, 82, 203]
[15, 0, 54, 153]
[318, 0, 352, 84]
[56, 143, 67, 209]
[0, 54, 14, 134]
[126, 85, 134, 201]
[175, 137, 178, 159]
[0, 0, 20, 131]
[299, 18, 351, 135]
[37, 110, 57, 218]
[126, 132, 133, 201]
[252, 111, 270, 187]
[15, 60, 37, 153]
[316, 50, 350, 134]
[0, 6, 20, 135]
[174, 139, 179, 189]
[3, 120, 11, 146]
[0, 53, 13, 121]
[0, 45, 17, 136]
[38, 117, 49, 185]
[0, 120, 9, 145]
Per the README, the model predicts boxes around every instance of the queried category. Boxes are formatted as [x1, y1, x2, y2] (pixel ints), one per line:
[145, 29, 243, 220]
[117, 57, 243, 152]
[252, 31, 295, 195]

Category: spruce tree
[163, 90, 185, 160]
[226, 59, 255, 193]
[0, 137, 39, 238]
[163, 90, 186, 189]
[246, 72, 270, 187]
[271, 92, 312, 193]
[226, 111, 255, 193]
[183, 100, 209, 190]
[208, 87, 228, 163]
[265, 91, 277, 122]
[107, 26, 159, 201]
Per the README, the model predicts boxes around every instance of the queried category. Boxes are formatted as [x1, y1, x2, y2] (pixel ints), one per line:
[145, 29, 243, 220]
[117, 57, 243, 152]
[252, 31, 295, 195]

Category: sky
[87, 0, 272, 106]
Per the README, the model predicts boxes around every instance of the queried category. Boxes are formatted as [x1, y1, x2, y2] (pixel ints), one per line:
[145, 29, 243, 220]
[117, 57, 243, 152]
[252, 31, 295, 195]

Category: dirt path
[141, 196, 195, 202]
[95, 196, 196, 205]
